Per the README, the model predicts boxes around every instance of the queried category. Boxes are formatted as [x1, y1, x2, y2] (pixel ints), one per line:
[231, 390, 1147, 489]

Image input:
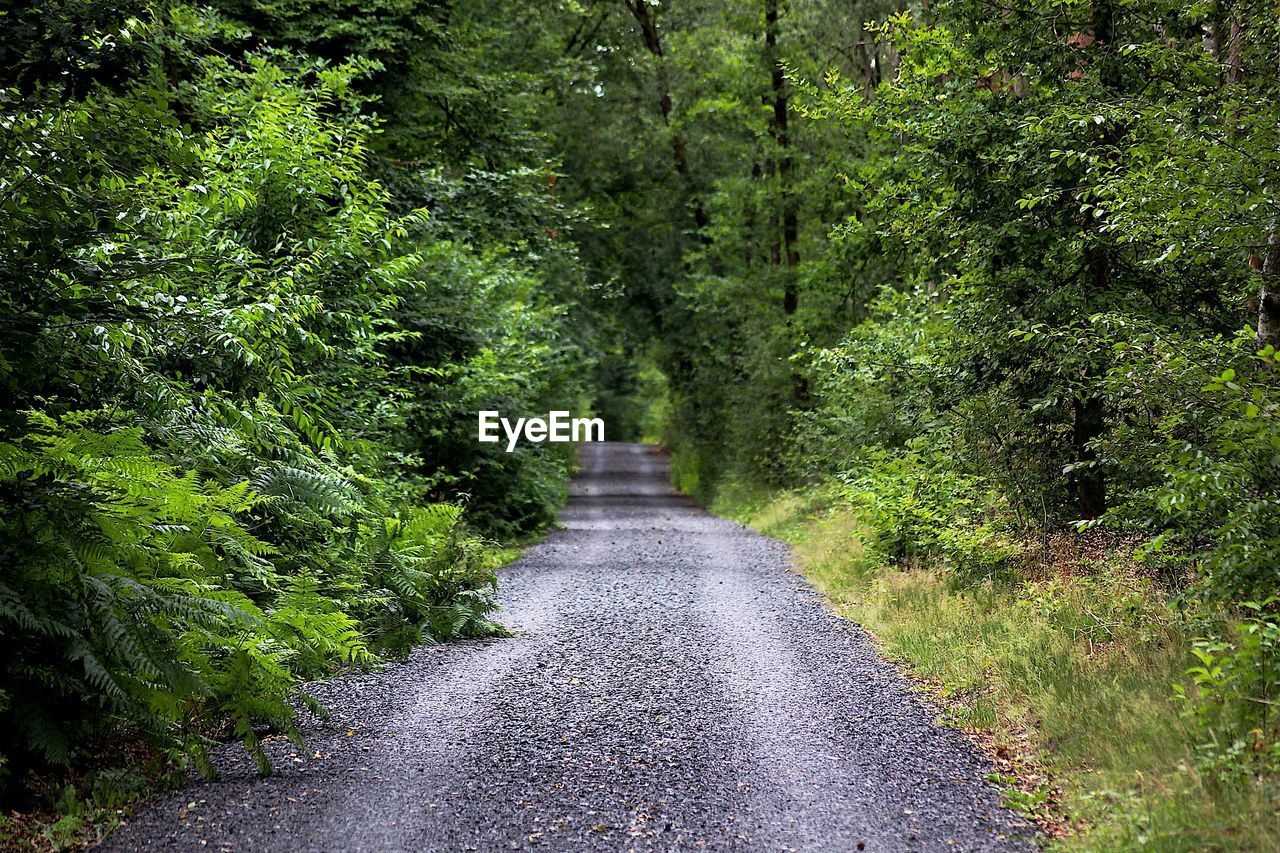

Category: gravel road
[102, 442, 1034, 851]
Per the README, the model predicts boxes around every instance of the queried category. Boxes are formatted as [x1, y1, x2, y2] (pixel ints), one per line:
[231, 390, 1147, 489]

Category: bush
[0, 14, 528, 798]
[832, 444, 1021, 581]
[1180, 600, 1280, 781]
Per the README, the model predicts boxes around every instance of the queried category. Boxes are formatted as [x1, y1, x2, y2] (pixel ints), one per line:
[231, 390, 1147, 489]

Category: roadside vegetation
[0, 0, 611, 844]
[546, 0, 1280, 847]
[714, 485, 1277, 849]
[6, 0, 1280, 849]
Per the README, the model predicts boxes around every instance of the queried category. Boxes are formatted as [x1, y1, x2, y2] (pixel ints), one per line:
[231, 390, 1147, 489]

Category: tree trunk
[1226, 5, 1245, 85]
[745, 161, 762, 269]
[1068, 0, 1119, 520]
[1093, 0, 1118, 89]
[1235, 5, 1280, 353]
[765, 0, 799, 315]
[1072, 395, 1108, 520]
[1258, 230, 1280, 351]
[1071, 245, 1111, 520]
[622, 0, 710, 237]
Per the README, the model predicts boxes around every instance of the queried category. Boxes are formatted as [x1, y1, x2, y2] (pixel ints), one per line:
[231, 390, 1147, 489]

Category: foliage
[1180, 599, 1280, 782]
[0, 0, 596, 803]
[8, 0, 1280, 845]
[535, 0, 1280, 840]
[833, 445, 1021, 581]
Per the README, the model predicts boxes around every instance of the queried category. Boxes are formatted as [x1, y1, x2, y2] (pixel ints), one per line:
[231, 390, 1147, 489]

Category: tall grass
[711, 484, 1280, 851]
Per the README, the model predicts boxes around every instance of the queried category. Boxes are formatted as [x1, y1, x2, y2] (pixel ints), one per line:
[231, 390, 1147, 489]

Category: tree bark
[765, 0, 799, 315]
[1072, 395, 1108, 520]
[1069, 0, 1118, 520]
[622, 0, 710, 236]
[1258, 230, 1280, 351]
[1072, 245, 1111, 520]
[745, 160, 762, 269]
[1230, 5, 1280, 353]
[1226, 4, 1245, 85]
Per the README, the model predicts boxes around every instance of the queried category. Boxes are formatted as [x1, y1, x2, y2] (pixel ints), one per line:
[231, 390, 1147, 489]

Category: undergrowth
[708, 481, 1280, 851]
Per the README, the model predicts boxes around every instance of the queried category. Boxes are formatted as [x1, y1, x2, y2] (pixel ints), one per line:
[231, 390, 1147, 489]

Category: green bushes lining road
[710, 483, 1280, 850]
[0, 0, 599, 809]
[6, 0, 1280, 848]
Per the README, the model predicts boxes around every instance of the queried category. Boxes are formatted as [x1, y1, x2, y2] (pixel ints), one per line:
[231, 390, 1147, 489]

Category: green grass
[709, 483, 1280, 851]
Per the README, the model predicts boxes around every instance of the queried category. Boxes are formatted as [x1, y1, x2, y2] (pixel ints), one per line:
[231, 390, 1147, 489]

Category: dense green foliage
[6, 0, 1280, 842]
[519, 0, 1280, 840]
[0, 0, 600, 800]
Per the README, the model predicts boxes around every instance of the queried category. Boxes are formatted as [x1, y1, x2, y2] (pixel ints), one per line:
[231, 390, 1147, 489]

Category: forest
[2, 0, 1279, 848]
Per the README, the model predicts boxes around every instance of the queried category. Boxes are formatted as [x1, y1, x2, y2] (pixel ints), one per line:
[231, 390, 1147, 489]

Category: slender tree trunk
[1071, 395, 1108, 520]
[765, 0, 799, 315]
[1226, 5, 1245, 85]
[1258, 231, 1280, 351]
[745, 161, 762, 269]
[622, 0, 710, 237]
[1069, 0, 1118, 520]
[1093, 0, 1118, 89]
[1233, 6, 1280, 353]
[1072, 246, 1110, 519]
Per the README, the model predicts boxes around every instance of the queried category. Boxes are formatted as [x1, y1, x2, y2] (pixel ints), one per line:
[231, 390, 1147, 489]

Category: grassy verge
[707, 482, 1279, 851]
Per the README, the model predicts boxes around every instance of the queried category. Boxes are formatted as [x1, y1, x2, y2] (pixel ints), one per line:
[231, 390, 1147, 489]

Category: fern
[0, 41, 522, 801]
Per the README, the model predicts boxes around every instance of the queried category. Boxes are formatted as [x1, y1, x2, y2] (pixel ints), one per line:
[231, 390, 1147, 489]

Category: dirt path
[102, 443, 1033, 851]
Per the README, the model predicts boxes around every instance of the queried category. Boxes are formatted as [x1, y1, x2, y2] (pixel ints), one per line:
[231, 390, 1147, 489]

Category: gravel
[101, 442, 1036, 851]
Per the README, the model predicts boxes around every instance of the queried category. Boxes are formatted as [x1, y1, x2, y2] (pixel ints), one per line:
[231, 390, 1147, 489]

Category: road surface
[103, 443, 1033, 851]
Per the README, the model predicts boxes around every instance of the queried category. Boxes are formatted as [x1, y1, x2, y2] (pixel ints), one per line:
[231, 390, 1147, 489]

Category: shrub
[0, 18, 514, 797]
